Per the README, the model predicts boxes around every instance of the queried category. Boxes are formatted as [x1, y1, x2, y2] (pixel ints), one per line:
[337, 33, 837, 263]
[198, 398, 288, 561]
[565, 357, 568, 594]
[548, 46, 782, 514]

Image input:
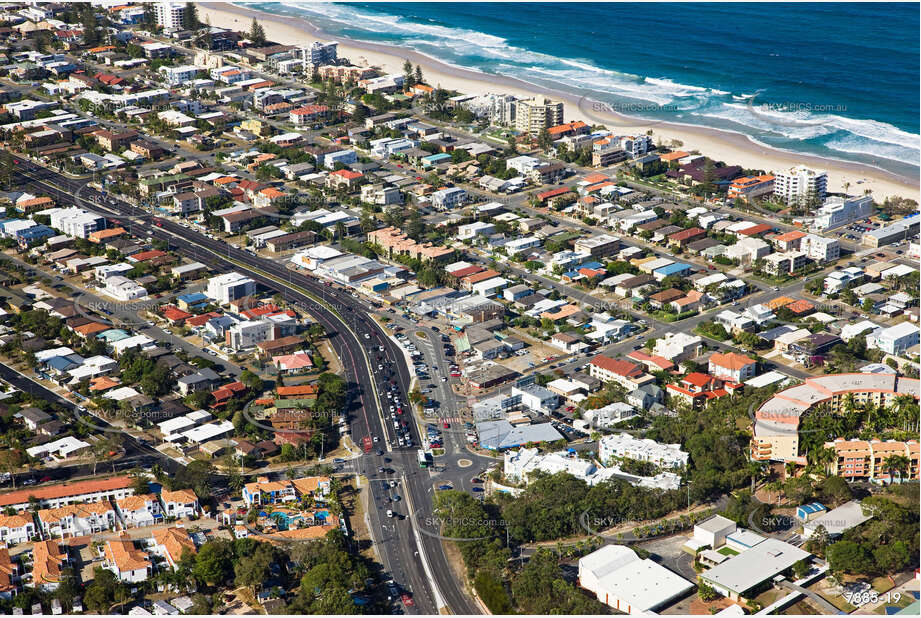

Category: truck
[417, 449, 433, 468]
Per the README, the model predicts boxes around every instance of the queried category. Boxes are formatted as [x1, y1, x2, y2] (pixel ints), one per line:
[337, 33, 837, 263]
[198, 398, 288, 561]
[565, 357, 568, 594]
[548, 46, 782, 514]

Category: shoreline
[198, 2, 919, 200]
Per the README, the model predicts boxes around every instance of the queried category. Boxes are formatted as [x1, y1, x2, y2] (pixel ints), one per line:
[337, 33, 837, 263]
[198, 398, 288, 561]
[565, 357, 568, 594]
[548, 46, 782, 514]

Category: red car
[401, 594, 414, 607]
[443, 421, 449, 429]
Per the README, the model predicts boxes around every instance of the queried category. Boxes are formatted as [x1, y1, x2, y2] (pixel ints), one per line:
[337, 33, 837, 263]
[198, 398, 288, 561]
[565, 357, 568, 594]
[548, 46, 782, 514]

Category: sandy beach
[198, 2, 919, 201]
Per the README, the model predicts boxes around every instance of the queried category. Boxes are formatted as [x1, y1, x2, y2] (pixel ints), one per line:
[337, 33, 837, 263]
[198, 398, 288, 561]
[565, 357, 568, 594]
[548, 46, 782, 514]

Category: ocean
[251, 1, 920, 178]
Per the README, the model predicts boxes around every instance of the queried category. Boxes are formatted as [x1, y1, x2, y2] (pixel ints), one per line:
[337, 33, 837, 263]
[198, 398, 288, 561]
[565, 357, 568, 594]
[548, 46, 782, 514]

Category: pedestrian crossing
[435, 416, 464, 423]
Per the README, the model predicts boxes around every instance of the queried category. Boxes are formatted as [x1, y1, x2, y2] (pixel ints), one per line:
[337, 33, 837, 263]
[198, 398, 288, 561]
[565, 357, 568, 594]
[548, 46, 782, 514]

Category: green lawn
[717, 547, 740, 556]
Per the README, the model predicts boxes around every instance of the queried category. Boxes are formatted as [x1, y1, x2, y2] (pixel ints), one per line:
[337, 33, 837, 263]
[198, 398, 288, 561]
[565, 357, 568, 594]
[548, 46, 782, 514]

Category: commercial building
[578, 545, 694, 615]
[206, 272, 256, 304]
[772, 165, 827, 206]
[699, 538, 810, 601]
[862, 217, 920, 248]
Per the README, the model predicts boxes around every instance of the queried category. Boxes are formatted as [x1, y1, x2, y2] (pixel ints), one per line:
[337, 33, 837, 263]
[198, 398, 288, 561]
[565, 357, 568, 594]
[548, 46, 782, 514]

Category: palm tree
[748, 460, 767, 492]
[882, 454, 911, 482]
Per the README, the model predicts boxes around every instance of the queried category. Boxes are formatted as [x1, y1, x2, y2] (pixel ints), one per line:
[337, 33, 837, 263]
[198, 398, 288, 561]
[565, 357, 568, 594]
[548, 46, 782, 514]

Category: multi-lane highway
[11, 155, 482, 614]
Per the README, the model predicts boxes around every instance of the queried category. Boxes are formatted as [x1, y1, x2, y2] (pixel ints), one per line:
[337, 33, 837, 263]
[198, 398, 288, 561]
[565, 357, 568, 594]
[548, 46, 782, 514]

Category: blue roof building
[421, 152, 452, 168]
[17, 224, 56, 245]
[653, 262, 692, 280]
[796, 502, 826, 522]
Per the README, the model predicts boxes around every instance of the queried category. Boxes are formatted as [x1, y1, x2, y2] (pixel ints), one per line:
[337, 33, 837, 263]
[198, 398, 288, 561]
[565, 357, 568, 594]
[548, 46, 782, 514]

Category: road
[11, 155, 483, 615]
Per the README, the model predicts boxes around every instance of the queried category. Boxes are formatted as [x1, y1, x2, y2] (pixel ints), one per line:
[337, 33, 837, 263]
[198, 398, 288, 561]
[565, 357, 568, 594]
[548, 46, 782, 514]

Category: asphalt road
[11, 156, 483, 615]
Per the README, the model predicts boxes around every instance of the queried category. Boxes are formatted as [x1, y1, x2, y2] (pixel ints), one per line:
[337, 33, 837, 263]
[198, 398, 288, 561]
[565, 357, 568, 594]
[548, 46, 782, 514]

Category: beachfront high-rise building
[773, 165, 828, 207]
[512, 97, 564, 135]
[153, 1, 186, 31]
[304, 41, 338, 67]
[813, 195, 875, 231]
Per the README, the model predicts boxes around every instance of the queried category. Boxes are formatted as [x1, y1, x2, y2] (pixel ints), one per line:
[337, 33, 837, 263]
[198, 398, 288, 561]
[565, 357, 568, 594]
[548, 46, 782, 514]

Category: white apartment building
[104, 275, 147, 301]
[153, 1, 186, 30]
[360, 184, 403, 206]
[800, 234, 840, 262]
[574, 234, 620, 259]
[506, 155, 544, 175]
[504, 448, 596, 484]
[598, 433, 688, 468]
[458, 221, 496, 240]
[48, 207, 106, 239]
[814, 195, 875, 230]
[206, 272, 256, 304]
[868, 322, 919, 356]
[0, 513, 36, 545]
[104, 538, 151, 584]
[305, 41, 338, 66]
[511, 384, 560, 412]
[761, 251, 808, 275]
[227, 320, 273, 350]
[159, 64, 201, 86]
[773, 165, 828, 206]
[116, 494, 162, 528]
[504, 236, 541, 255]
[159, 489, 200, 520]
[652, 332, 702, 361]
[512, 97, 564, 134]
[823, 267, 864, 294]
[38, 503, 117, 538]
[724, 237, 770, 264]
[431, 187, 467, 209]
[619, 135, 653, 158]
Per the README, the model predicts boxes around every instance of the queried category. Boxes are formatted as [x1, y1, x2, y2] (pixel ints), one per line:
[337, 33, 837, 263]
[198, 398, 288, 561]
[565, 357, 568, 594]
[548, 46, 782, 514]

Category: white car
[364, 333, 371, 339]
[386, 509, 394, 518]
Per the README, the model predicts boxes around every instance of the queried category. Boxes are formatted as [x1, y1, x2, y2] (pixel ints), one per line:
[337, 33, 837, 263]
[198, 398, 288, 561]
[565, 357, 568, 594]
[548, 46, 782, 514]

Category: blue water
[252, 2, 920, 177]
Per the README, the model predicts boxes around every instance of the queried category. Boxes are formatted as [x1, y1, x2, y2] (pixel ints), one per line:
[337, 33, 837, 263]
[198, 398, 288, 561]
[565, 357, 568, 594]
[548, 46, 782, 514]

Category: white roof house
[26, 436, 90, 459]
[181, 420, 234, 444]
[700, 538, 810, 600]
[578, 545, 694, 614]
[803, 501, 871, 539]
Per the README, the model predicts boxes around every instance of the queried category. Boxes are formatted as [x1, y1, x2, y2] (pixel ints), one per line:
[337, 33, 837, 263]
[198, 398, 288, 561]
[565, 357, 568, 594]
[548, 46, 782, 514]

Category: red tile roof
[590, 355, 644, 378]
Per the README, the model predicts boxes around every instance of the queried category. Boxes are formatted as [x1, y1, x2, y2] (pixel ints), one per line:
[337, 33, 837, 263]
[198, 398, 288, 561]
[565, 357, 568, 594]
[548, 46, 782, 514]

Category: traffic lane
[16, 161, 472, 613]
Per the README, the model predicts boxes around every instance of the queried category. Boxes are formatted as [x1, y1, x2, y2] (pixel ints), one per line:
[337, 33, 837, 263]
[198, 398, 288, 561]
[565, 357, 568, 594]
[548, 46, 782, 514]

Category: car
[376, 449, 384, 456]
[364, 333, 371, 339]
[437, 484, 453, 490]
[390, 480, 398, 488]
[443, 421, 449, 429]
[392, 494, 401, 502]
[471, 477, 483, 483]
[386, 509, 394, 518]
[378, 364, 383, 370]
[472, 487, 484, 492]
[373, 436, 380, 443]
[39, 475, 52, 483]
[401, 594, 414, 607]
[378, 467, 384, 474]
